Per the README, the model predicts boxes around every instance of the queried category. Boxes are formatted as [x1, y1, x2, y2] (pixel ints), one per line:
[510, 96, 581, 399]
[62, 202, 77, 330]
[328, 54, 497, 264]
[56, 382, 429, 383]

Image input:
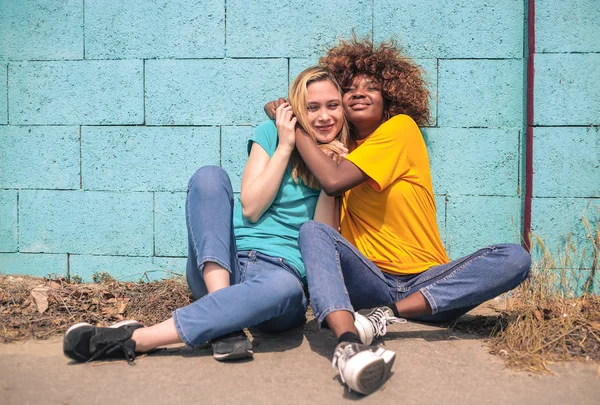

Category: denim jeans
[172, 166, 307, 347]
[298, 220, 531, 326]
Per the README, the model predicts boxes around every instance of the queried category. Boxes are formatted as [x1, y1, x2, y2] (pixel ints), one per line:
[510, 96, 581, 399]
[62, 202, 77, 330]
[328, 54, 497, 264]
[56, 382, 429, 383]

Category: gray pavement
[1, 312, 599, 405]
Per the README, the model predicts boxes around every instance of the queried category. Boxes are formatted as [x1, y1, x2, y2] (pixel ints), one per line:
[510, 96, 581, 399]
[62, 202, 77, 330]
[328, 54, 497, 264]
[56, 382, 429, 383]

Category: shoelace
[331, 343, 358, 384]
[368, 308, 407, 338]
[87, 340, 136, 365]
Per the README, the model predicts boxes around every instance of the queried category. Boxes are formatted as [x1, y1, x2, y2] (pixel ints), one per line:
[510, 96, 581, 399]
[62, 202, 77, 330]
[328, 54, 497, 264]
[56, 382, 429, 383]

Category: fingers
[275, 102, 294, 125]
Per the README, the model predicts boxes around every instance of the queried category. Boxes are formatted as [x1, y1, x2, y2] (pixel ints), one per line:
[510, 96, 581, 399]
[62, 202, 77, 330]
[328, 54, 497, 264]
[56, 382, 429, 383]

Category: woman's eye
[307, 106, 318, 112]
[328, 103, 340, 109]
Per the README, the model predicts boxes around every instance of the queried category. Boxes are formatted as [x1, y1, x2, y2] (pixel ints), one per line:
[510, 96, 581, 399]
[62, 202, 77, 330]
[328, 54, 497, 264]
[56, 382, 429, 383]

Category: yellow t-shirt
[342, 114, 449, 275]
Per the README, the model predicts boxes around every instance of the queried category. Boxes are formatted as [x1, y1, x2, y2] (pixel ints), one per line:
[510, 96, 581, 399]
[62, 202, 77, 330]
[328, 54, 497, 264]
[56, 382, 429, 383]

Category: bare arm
[240, 104, 296, 222]
[313, 191, 340, 230]
[295, 128, 369, 196]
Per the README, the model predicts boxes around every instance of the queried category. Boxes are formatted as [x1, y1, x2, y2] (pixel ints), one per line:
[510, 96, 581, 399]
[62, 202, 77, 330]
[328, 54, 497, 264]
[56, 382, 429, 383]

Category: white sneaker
[354, 307, 406, 345]
[332, 342, 396, 395]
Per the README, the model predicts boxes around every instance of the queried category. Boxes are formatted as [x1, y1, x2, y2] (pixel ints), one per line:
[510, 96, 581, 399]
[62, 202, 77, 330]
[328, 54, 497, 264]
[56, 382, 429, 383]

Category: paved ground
[1, 309, 599, 405]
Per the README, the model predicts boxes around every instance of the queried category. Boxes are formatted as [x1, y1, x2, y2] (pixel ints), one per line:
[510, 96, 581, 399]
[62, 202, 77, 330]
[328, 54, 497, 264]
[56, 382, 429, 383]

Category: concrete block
[438, 59, 523, 128]
[9, 61, 143, 125]
[531, 198, 599, 268]
[533, 127, 599, 197]
[0, 0, 83, 60]
[0, 126, 79, 189]
[374, 0, 524, 58]
[424, 128, 519, 196]
[290, 59, 318, 85]
[446, 195, 522, 259]
[82, 126, 219, 191]
[435, 194, 446, 245]
[146, 59, 287, 125]
[0, 191, 18, 252]
[0, 253, 67, 278]
[155, 192, 187, 257]
[85, 0, 224, 59]
[535, 54, 600, 126]
[537, 0, 600, 53]
[0, 64, 6, 124]
[70, 255, 187, 282]
[19, 191, 153, 256]
[221, 126, 254, 192]
[226, 0, 371, 57]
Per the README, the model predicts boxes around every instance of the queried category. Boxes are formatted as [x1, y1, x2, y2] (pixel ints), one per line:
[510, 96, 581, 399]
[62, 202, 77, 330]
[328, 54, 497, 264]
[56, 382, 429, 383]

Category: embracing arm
[240, 104, 296, 223]
[295, 128, 369, 196]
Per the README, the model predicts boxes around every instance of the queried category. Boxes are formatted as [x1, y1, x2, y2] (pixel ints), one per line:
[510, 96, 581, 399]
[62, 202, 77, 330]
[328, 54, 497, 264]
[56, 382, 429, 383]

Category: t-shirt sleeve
[247, 120, 278, 157]
[346, 114, 421, 191]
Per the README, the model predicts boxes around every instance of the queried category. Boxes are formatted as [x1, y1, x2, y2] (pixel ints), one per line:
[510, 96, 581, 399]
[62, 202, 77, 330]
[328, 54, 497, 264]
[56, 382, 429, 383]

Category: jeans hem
[172, 309, 193, 347]
[198, 255, 233, 275]
[419, 287, 438, 314]
[316, 304, 354, 329]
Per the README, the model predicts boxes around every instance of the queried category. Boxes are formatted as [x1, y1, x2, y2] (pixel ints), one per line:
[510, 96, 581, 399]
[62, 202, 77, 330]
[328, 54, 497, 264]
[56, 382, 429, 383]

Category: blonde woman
[63, 67, 349, 363]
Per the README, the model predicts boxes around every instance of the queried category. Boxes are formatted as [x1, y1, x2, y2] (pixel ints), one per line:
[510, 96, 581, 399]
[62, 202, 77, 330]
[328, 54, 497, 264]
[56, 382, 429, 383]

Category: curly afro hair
[319, 37, 431, 126]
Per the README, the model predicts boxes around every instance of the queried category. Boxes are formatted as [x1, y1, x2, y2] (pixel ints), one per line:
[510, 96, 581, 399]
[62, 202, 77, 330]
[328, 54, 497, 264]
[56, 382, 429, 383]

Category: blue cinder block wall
[0, 1, 598, 290]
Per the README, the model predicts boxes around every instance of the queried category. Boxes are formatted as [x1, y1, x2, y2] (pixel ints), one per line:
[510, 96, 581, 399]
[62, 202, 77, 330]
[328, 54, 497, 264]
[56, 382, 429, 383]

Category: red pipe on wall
[523, 0, 535, 251]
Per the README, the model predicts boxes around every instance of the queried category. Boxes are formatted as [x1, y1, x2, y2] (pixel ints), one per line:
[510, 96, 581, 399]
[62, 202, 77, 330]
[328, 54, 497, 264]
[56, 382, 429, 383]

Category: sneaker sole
[213, 346, 254, 362]
[346, 348, 396, 395]
[354, 357, 386, 395]
[65, 319, 141, 336]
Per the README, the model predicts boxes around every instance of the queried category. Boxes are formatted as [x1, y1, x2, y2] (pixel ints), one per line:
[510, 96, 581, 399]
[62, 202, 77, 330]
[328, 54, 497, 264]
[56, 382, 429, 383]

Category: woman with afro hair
[268, 37, 531, 395]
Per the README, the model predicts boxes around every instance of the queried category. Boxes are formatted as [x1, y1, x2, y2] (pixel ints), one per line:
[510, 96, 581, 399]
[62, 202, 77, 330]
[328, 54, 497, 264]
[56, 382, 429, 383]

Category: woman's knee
[500, 243, 532, 282]
[188, 166, 232, 196]
[299, 220, 334, 247]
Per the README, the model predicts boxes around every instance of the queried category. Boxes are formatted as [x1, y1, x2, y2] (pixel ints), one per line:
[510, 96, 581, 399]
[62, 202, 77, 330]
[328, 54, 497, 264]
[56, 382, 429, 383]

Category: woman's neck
[353, 120, 384, 140]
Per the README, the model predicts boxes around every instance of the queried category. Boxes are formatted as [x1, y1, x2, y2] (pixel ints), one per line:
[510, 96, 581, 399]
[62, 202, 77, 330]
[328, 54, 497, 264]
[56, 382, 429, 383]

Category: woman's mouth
[315, 124, 334, 132]
[349, 102, 370, 110]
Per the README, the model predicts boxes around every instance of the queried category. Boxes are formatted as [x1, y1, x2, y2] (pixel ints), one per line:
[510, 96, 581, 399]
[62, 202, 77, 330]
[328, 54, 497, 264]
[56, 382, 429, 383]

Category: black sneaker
[211, 330, 253, 361]
[332, 342, 396, 395]
[63, 320, 144, 363]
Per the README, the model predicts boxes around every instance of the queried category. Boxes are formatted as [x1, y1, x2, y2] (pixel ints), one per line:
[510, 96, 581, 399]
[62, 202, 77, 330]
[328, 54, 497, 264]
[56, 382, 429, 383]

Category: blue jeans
[172, 166, 308, 347]
[298, 221, 531, 326]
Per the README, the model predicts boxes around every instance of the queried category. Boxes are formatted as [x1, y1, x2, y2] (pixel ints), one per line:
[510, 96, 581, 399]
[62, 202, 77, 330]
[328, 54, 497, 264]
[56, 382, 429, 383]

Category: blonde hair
[288, 67, 350, 189]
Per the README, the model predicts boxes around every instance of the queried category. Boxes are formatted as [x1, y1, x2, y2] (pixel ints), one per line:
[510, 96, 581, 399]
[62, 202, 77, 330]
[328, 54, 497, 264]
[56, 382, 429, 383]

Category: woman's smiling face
[342, 75, 385, 132]
[305, 79, 344, 144]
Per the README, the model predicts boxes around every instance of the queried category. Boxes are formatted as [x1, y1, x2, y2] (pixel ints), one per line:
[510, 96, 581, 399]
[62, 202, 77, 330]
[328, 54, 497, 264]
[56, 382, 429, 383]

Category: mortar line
[219, 126, 223, 167]
[143, 60, 146, 125]
[224, 0, 227, 51]
[67, 253, 71, 280]
[79, 126, 83, 190]
[371, 0, 374, 41]
[82, 0, 86, 59]
[152, 192, 156, 257]
[16, 190, 19, 251]
[4, 64, 8, 124]
[435, 58, 439, 127]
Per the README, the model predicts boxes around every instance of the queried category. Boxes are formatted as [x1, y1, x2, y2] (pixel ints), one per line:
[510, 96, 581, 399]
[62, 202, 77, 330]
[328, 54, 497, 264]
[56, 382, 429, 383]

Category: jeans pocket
[277, 258, 307, 293]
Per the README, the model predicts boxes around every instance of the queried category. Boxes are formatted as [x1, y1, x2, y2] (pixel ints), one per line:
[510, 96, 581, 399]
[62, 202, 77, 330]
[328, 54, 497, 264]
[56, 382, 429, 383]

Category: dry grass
[0, 274, 193, 343]
[483, 205, 600, 372]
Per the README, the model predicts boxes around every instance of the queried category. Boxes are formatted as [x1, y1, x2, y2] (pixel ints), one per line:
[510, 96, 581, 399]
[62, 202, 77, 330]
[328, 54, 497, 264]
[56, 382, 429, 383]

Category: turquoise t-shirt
[233, 120, 319, 282]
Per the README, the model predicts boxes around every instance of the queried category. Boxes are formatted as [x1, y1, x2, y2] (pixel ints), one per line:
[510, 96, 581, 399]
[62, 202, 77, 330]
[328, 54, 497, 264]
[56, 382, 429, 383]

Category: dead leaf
[49, 280, 62, 289]
[30, 287, 50, 313]
[589, 321, 600, 332]
[534, 310, 543, 322]
[117, 300, 127, 314]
